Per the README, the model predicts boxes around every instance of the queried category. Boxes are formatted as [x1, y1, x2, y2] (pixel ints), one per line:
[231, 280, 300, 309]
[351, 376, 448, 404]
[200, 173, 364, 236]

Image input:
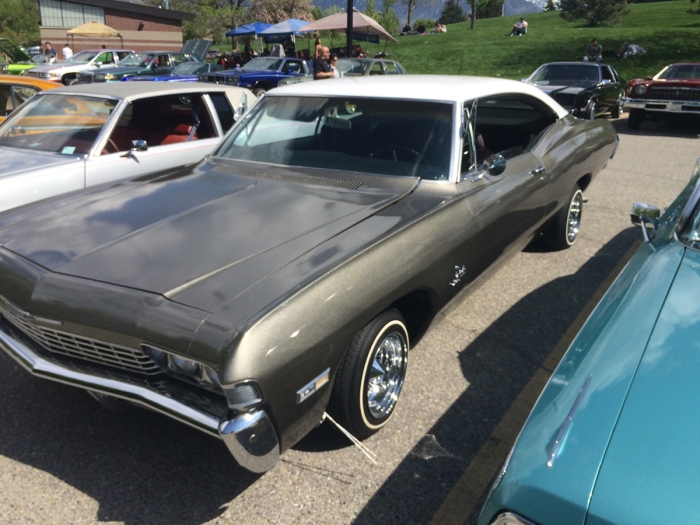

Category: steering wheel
[107, 138, 120, 153]
[373, 145, 431, 166]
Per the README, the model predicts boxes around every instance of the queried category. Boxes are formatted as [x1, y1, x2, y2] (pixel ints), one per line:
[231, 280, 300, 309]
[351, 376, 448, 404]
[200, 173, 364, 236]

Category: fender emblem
[449, 265, 467, 287]
[296, 368, 330, 404]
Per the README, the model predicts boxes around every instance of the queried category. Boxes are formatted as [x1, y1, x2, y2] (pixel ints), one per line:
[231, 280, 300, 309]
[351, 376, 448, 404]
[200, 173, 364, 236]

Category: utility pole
[347, 0, 354, 57]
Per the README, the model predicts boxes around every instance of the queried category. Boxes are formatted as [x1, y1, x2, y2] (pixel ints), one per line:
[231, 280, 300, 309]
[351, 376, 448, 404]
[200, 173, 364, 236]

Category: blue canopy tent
[225, 22, 272, 38]
[259, 19, 312, 46]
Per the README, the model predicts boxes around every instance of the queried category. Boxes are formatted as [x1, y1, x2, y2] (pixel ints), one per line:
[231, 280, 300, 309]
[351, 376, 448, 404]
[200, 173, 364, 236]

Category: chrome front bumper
[622, 97, 700, 113]
[0, 325, 279, 473]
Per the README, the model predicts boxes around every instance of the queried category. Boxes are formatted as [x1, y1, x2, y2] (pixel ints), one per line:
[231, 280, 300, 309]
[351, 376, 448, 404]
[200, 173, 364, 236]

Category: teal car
[479, 160, 700, 525]
[76, 51, 200, 83]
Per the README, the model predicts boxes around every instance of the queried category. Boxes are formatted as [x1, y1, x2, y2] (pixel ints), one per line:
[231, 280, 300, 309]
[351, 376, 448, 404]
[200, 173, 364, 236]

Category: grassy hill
[353, 1, 699, 81]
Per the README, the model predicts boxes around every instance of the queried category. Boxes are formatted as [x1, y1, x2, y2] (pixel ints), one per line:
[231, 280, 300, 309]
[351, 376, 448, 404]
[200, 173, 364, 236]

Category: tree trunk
[470, 0, 476, 28]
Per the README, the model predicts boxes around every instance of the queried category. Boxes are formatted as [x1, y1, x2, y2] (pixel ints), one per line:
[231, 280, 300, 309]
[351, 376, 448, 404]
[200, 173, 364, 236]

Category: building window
[39, 0, 105, 27]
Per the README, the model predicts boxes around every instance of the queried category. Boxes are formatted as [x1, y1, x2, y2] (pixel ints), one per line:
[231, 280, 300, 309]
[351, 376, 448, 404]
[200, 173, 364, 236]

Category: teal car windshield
[172, 63, 209, 75]
[217, 96, 453, 180]
[242, 58, 283, 71]
[119, 52, 155, 67]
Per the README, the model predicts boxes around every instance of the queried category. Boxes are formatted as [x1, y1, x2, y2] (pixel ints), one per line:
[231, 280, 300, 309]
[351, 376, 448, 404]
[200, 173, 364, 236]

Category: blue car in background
[198, 57, 312, 95]
[125, 62, 222, 82]
[479, 160, 700, 525]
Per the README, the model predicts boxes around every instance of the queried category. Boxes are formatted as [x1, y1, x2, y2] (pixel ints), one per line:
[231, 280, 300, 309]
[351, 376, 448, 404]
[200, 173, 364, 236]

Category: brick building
[38, 0, 193, 53]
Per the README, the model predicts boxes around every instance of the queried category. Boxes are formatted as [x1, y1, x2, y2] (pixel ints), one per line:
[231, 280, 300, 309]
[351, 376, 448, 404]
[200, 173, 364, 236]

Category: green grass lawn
[364, 0, 699, 81]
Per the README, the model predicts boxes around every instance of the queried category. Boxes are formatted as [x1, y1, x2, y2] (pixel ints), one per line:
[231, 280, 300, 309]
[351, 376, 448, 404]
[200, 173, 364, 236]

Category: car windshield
[656, 65, 700, 80]
[65, 51, 98, 64]
[31, 55, 49, 64]
[243, 58, 283, 71]
[119, 52, 155, 67]
[172, 62, 208, 75]
[337, 60, 372, 76]
[0, 94, 117, 155]
[530, 64, 600, 84]
[217, 96, 453, 180]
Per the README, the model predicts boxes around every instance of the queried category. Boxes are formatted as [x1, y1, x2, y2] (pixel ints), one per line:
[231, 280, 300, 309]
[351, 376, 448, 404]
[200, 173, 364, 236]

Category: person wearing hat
[510, 17, 528, 36]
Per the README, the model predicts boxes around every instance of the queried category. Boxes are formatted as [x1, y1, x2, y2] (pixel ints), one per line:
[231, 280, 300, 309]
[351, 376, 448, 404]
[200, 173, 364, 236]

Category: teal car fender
[478, 166, 700, 525]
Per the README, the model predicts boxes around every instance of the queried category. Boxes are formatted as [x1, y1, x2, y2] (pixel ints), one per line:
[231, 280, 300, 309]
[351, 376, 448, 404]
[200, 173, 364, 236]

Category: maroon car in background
[623, 63, 700, 129]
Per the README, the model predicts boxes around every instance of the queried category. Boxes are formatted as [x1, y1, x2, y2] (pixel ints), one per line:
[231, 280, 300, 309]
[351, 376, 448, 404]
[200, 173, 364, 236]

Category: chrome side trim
[0, 325, 280, 472]
[488, 512, 539, 525]
[547, 373, 593, 468]
[622, 97, 700, 112]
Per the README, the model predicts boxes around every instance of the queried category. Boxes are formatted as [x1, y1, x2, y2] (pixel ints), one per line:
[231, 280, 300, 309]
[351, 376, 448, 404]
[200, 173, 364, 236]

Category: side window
[385, 62, 399, 75]
[117, 51, 131, 62]
[601, 66, 613, 82]
[209, 92, 234, 132]
[461, 100, 477, 176]
[156, 54, 170, 68]
[473, 95, 557, 162]
[171, 54, 187, 67]
[369, 62, 385, 76]
[97, 52, 114, 64]
[282, 60, 302, 74]
[0, 85, 12, 116]
[12, 86, 38, 108]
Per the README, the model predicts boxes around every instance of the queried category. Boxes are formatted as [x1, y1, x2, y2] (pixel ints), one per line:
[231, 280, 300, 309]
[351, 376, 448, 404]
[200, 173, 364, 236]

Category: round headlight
[168, 354, 201, 376]
[634, 84, 648, 96]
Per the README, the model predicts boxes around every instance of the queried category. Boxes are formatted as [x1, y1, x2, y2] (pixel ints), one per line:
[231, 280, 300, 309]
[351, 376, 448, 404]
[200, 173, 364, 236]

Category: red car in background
[623, 63, 700, 129]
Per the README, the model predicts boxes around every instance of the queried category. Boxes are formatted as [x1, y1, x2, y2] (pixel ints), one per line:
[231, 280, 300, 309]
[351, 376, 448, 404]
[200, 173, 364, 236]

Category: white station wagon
[0, 82, 254, 212]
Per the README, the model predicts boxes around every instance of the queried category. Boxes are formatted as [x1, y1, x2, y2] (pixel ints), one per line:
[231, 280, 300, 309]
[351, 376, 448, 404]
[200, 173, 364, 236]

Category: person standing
[313, 46, 333, 80]
[44, 42, 57, 62]
[314, 38, 322, 58]
[584, 38, 603, 61]
[329, 53, 340, 77]
[61, 43, 73, 61]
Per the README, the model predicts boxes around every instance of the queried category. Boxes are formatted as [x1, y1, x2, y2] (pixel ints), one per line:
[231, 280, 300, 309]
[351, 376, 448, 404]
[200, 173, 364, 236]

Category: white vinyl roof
[48, 81, 251, 100]
[271, 75, 569, 118]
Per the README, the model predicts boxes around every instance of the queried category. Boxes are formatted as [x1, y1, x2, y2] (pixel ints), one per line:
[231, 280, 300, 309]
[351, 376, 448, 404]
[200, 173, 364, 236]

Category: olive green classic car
[0, 76, 618, 473]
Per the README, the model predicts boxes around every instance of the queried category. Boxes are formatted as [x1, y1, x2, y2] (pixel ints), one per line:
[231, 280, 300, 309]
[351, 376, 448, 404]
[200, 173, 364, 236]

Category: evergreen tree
[477, 0, 504, 18]
[543, 0, 557, 12]
[439, 0, 466, 24]
[559, 0, 629, 26]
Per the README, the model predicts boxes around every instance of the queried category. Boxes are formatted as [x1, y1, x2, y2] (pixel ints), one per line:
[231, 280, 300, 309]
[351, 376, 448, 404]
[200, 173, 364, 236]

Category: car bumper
[0, 321, 280, 473]
[622, 97, 700, 114]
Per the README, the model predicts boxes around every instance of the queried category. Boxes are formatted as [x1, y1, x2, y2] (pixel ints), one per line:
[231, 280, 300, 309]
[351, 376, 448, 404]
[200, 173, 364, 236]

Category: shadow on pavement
[0, 360, 258, 524]
[352, 227, 640, 525]
[612, 114, 700, 138]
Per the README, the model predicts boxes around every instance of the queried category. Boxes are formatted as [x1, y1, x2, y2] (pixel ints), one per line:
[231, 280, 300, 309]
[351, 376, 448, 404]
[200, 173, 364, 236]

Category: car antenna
[322, 412, 377, 465]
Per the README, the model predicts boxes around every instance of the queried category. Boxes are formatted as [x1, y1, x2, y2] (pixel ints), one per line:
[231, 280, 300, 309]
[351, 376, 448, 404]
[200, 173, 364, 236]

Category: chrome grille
[23, 71, 40, 78]
[0, 300, 160, 375]
[650, 87, 700, 102]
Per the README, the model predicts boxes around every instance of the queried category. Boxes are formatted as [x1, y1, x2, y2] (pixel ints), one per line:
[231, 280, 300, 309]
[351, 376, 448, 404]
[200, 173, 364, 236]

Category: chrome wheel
[566, 189, 583, 244]
[366, 328, 407, 419]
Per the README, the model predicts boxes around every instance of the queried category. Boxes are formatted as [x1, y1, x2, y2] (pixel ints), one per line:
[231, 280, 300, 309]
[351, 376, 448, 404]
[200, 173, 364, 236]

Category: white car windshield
[65, 51, 99, 64]
[0, 94, 117, 155]
[217, 96, 453, 180]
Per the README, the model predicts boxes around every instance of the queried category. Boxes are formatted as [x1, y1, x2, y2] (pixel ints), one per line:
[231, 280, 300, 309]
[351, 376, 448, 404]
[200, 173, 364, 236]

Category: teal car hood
[480, 241, 685, 525]
[586, 247, 700, 525]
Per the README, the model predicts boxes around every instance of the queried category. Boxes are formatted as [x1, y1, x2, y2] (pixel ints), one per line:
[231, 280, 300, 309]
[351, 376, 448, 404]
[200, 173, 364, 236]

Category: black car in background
[523, 62, 625, 120]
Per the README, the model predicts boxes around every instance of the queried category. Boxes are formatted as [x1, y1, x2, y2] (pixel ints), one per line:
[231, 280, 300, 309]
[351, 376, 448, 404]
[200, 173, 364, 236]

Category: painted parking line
[429, 239, 643, 525]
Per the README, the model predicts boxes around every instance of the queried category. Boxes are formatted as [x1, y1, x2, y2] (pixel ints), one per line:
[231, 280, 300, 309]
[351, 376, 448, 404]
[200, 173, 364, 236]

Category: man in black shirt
[314, 46, 333, 80]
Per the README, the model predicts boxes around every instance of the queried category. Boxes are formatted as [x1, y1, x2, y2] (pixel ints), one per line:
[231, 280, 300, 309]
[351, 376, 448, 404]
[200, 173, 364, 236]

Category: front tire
[584, 99, 597, 120]
[253, 87, 268, 97]
[330, 310, 409, 440]
[545, 184, 583, 250]
[611, 95, 621, 119]
[628, 108, 645, 129]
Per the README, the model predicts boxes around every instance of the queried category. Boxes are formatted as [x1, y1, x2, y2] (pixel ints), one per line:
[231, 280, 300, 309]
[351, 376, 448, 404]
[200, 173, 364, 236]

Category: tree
[146, 0, 244, 43]
[477, 0, 504, 18]
[439, 0, 466, 24]
[543, 0, 557, 11]
[559, 0, 629, 26]
[0, 0, 40, 46]
[247, 0, 314, 23]
[396, 0, 432, 29]
[377, 0, 400, 34]
[470, 0, 477, 28]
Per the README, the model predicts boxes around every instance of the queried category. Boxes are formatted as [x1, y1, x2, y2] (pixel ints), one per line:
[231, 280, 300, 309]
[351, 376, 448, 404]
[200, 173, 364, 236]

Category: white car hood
[0, 147, 82, 179]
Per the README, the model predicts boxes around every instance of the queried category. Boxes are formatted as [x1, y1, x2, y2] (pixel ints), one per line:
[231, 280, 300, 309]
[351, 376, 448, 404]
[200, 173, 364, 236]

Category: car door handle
[530, 166, 545, 177]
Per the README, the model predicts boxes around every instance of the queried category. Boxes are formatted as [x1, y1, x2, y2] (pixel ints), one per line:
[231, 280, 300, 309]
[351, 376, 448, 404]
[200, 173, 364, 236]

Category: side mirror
[234, 92, 248, 121]
[487, 154, 506, 176]
[131, 139, 148, 151]
[630, 202, 660, 243]
[601, 79, 611, 84]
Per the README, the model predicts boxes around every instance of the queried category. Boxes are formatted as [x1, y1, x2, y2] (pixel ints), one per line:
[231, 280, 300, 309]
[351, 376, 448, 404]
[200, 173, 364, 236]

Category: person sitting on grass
[415, 22, 427, 34]
[618, 42, 646, 60]
[509, 17, 528, 36]
[584, 38, 603, 62]
[402, 23, 412, 34]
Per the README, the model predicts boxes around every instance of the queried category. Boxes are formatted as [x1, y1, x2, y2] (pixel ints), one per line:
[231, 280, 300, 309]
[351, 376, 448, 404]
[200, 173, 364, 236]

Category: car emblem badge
[297, 368, 330, 404]
[449, 265, 467, 287]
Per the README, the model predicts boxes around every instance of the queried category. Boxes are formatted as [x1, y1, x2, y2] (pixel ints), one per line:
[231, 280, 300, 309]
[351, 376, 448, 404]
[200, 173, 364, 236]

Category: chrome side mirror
[131, 139, 148, 151]
[631, 202, 660, 243]
[601, 79, 611, 84]
[234, 92, 248, 122]
[487, 154, 506, 176]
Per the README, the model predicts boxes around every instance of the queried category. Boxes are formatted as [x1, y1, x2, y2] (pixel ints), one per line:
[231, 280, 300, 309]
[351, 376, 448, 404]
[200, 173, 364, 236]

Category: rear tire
[628, 108, 644, 130]
[253, 87, 267, 97]
[544, 184, 583, 250]
[611, 96, 621, 119]
[330, 309, 409, 440]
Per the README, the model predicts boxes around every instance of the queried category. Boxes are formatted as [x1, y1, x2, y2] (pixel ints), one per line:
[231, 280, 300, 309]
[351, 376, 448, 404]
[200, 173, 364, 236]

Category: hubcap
[366, 331, 407, 419]
[567, 192, 582, 243]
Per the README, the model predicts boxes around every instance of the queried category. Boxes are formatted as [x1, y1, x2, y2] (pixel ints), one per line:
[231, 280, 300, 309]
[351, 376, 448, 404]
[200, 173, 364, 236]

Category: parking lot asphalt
[0, 116, 698, 525]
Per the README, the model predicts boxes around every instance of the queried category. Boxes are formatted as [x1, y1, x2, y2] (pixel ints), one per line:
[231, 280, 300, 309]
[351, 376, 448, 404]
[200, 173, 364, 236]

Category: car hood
[0, 159, 418, 312]
[0, 147, 83, 180]
[93, 65, 145, 75]
[0, 39, 30, 62]
[586, 246, 700, 525]
[27, 63, 79, 73]
[650, 79, 700, 88]
[534, 82, 595, 95]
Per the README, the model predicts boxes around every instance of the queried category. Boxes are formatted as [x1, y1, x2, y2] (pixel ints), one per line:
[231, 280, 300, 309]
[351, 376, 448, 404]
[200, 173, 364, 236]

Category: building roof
[61, 0, 194, 21]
